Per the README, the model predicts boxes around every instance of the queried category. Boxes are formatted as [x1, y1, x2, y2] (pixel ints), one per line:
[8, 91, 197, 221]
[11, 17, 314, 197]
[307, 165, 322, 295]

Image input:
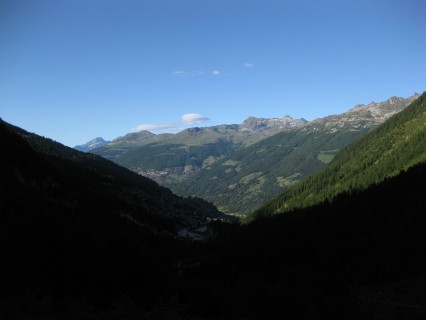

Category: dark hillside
[0, 119, 220, 318]
[177, 162, 426, 319]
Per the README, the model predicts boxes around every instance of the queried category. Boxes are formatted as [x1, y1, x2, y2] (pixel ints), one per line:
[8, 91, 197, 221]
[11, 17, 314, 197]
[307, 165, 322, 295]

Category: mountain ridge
[252, 91, 426, 219]
[172, 93, 420, 215]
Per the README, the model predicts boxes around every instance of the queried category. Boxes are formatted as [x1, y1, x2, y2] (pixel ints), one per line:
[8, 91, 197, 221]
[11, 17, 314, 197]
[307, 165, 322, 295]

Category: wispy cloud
[134, 113, 210, 133]
[244, 63, 254, 68]
[173, 70, 222, 77]
[134, 123, 177, 132]
[173, 70, 206, 77]
[181, 113, 210, 125]
[173, 70, 189, 77]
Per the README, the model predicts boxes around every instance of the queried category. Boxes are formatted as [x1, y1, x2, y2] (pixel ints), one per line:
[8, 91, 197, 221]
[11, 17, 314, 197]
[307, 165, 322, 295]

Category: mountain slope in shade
[183, 161, 426, 319]
[0, 118, 230, 317]
[253, 91, 426, 219]
[172, 93, 419, 215]
[0, 119, 224, 229]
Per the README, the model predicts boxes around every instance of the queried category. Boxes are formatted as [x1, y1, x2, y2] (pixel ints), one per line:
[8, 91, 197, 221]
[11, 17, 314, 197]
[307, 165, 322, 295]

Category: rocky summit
[74, 137, 108, 152]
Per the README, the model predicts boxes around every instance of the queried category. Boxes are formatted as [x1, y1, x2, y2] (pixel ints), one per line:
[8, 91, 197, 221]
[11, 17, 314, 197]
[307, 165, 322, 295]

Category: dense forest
[181, 161, 426, 319]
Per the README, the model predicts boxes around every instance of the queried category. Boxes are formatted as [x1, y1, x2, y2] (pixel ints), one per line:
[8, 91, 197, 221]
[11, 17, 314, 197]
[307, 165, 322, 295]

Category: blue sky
[1, 0, 425, 147]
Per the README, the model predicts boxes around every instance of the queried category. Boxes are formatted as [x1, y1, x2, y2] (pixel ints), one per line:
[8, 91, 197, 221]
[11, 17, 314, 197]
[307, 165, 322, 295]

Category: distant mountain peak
[240, 115, 308, 131]
[74, 137, 108, 152]
[112, 130, 156, 143]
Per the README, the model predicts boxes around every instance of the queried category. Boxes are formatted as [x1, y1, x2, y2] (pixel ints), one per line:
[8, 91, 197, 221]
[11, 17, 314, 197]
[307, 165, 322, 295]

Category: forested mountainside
[88, 115, 308, 186]
[0, 118, 225, 318]
[185, 161, 426, 319]
[0, 119, 223, 226]
[173, 94, 419, 215]
[253, 91, 426, 219]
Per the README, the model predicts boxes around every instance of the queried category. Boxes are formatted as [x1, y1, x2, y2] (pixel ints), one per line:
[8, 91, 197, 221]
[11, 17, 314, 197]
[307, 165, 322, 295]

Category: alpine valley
[2, 92, 426, 319]
[85, 93, 420, 215]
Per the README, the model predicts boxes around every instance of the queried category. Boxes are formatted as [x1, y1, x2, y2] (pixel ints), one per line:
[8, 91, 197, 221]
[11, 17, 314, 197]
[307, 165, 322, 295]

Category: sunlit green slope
[253, 92, 426, 219]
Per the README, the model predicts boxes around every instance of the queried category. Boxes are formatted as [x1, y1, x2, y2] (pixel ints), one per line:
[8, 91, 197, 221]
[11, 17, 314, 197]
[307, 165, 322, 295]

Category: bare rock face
[306, 93, 420, 133]
[240, 115, 308, 132]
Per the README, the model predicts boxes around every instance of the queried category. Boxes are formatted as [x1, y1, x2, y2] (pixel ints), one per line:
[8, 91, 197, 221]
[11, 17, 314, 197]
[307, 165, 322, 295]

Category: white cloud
[244, 63, 254, 68]
[173, 70, 190, 77]
[181, 113, 210, 125]
[173, 69, 223, 77]
[173, 70, 206, 77]
[135, 123, 176, 132]
[134, 113, 210, 133]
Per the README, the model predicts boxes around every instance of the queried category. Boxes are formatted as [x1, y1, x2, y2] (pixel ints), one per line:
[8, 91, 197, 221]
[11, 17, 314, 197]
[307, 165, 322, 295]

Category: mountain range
[80, 93, 419, 215]
[253, 91, 426, 220]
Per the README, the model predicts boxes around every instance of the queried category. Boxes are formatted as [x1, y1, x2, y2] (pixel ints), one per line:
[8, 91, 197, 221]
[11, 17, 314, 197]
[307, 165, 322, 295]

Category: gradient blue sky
[1, 0, 425, 147]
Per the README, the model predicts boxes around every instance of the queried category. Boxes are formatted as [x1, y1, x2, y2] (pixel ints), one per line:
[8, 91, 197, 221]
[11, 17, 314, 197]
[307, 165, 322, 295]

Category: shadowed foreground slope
[1, 118, 426, 319]
[181, 162, 426, 319]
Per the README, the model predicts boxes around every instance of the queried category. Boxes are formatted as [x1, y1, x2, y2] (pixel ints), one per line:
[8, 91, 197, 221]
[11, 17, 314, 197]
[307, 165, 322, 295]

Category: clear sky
[1, 0, 425, 147]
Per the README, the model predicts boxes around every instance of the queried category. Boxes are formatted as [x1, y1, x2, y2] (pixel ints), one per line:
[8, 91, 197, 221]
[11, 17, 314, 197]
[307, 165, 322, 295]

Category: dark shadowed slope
[177, 161, 426, 319]
[0, 119, 222, 318]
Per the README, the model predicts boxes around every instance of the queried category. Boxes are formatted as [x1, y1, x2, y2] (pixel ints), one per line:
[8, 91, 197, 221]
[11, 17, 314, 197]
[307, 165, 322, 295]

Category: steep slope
[179, 161, 426, 319]
[253, 91, 426, 219]
[0, 119, 224, 229]
[0, 119, 226, 317]
[89, 115, 308, 186]
[173, 94, 419, 215]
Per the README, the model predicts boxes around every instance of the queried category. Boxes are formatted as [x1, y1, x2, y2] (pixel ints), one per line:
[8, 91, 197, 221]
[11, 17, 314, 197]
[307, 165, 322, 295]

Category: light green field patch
[247, 176, 267, 193]
[276, 173, 302, 188]
[202, 155, 220, 168]
[223, 160, 240, 166]
[317, 149, 340, 164]
[240, 172, 262, 184]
